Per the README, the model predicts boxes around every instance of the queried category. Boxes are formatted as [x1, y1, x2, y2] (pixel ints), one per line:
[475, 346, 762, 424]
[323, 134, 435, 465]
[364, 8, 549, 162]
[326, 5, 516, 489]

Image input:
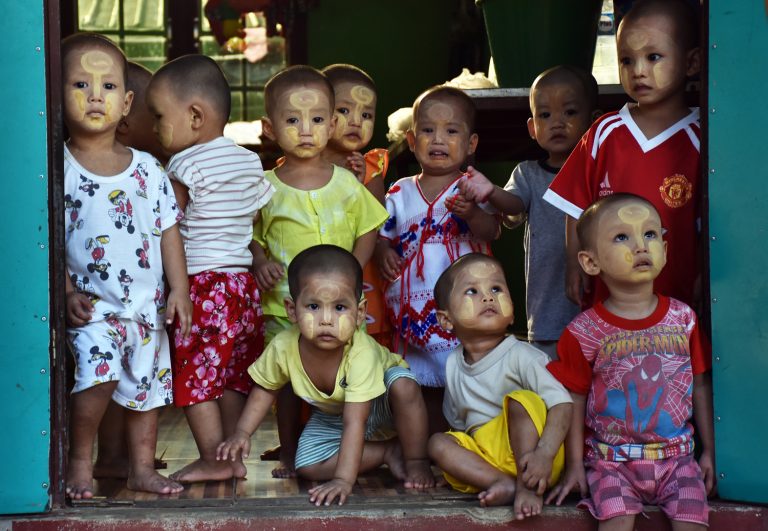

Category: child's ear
[436, 309, 454, 332]
[686, 47, 702, 77]
[356, 298, 368, 328]
[284, 297, 298, 323]
[467, 132, 479, 155]
[526, 117, 536, 140]
[189, 103, 205, 130]
[122, 90, 134, 118]
[261, 117, 276, 141]
[405, 129, 416, 153]
[328, 113, 338, 136]
[577, 250, 601, 277]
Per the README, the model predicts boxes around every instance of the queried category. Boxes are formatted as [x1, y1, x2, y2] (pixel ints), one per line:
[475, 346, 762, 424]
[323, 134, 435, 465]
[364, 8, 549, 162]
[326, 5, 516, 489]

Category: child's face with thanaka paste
[63, 46, 133, 135]
[145, 79, 199, 157]
[407, 97, 477, 177]
[286, 271, 365, 351]
[527, 81, 592, 167]
[264, 84, 335, 159]
[329, 81, 376, 153]
[617, 13, 698, 107]
[437, 260, 514, 339]
[580, 201, 667, 287]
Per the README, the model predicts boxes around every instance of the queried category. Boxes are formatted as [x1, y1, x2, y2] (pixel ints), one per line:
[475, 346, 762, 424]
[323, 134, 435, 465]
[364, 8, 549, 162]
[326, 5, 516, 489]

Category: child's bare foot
[127, 470, 184, 495]
[271, 460, 297, 478]
[403, 458, 435, 489]
[478, 477, 516, 507]
[93, 457, 129, 479]
[66, 456, 95, 500]
[383, 441, 407, 481]
[513, 484, 543, 520]
[169, 458, 246, 483]
[94, 456, 167, 478]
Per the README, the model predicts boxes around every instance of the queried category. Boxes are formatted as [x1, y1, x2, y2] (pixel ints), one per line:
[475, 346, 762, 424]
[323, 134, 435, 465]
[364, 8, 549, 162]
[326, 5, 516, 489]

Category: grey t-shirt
[504, 160, 579, 342]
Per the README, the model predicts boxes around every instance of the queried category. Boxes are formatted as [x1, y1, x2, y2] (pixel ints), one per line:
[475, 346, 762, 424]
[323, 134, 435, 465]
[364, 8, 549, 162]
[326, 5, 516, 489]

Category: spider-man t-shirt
[548, 295, 710, 461]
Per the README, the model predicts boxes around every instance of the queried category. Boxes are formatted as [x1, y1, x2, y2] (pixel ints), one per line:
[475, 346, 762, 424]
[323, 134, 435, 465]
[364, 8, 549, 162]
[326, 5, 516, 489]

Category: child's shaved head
[576, 193, 659, 252]
[321, 63, 376, 93]
[62, 32, 128, 85]
[619, 0, 699, 51]
[530, 65, 599, 113]
[264, 65, 335, 119]
[151, 54, 231, 126]
[413, 85, 476, 134]
[434, 253, 503, 310]
[288, 245, 363, 301]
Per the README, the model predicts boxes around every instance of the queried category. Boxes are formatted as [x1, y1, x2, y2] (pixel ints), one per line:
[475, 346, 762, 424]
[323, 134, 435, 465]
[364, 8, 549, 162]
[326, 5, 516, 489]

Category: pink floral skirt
[172, 270, 264, 406]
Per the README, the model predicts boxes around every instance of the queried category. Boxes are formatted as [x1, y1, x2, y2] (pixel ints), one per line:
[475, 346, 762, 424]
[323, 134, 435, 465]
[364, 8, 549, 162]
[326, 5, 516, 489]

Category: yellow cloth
[253, 165, 389, 318]
[248, 326, 408, 415]
[443, 390, 565, 493]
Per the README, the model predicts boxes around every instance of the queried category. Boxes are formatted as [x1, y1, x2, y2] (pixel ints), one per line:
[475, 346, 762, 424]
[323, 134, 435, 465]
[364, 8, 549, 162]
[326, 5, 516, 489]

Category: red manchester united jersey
[543, 105, 702, 306]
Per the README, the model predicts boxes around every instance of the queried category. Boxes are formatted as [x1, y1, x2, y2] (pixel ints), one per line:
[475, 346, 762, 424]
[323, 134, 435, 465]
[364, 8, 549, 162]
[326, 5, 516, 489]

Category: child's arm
[65, 272, 94, 327]
[217, 384, 279, 461]
[459, 166, 526, 216]
[565, 215, 590, 305]
[545, 393, 588, 505]
[307, 400, 370, 506]
[170, 179, 190, 213]
[160, 224, 192, 337]
[374, 238, 404, 282]
[693, 372, 716, 495]
[352, 229, 378, 269]
[517, 401, 572, 495]
[250, 239, 284, 291]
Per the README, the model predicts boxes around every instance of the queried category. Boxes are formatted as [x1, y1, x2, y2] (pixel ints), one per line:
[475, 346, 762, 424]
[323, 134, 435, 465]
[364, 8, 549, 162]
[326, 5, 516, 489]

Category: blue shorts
[294, 366, 416, 470]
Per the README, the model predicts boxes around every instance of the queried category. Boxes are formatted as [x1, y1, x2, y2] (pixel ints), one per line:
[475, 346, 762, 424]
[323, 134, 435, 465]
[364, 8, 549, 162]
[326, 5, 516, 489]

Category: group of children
[62, 0, 715, 528]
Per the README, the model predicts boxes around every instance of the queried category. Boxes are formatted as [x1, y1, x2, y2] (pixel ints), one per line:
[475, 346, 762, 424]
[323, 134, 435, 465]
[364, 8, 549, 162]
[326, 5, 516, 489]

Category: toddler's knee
[390, 376, 421, 402]
[427, 432, 454, 460]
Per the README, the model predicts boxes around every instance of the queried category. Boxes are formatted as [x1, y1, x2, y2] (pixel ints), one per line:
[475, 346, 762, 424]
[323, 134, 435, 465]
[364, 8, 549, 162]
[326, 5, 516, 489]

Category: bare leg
[388, 378, 435, 488]
[219, 389, 247, 437]
[170, 399, 246, 482]
[421, 386, 450, 435]
[93, 400, 129, 478]
[272, 386, 301, 478]
[124, 407, 183, 494]
[507, 399, 543, 520]
[67, 381, 119, 499]
[598, 515, 636, 531]
[671, 521, 707, 531]
[298, 439, 404, 481]
[428, 432, 516, 506]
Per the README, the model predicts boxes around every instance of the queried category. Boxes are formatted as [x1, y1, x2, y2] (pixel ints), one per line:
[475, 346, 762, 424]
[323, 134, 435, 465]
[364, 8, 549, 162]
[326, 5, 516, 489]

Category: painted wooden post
[709, 0, 768, 504]
[0, 2, 51, 515]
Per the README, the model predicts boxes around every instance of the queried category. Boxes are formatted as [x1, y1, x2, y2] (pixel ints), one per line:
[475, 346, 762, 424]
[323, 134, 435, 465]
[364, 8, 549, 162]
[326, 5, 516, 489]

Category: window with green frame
[77, 0, 286, 123]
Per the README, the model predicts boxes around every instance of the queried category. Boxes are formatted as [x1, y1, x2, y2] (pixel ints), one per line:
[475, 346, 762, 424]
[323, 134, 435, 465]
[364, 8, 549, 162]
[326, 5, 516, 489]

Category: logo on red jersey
[659, 174, 692, 208]
[598, 172, 612, 197]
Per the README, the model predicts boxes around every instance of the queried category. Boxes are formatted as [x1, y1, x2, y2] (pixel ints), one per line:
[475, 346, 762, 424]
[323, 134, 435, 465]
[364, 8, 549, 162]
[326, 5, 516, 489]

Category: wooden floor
[77, 406, 468, 508]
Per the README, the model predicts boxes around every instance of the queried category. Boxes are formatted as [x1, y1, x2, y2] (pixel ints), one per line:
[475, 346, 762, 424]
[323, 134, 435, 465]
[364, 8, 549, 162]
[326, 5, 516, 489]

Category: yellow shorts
[443, 389, 565, 493]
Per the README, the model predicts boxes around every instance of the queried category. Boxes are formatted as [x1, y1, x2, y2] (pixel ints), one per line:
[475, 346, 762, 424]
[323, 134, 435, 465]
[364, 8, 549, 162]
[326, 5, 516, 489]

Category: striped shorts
[294, 366, 416, 470]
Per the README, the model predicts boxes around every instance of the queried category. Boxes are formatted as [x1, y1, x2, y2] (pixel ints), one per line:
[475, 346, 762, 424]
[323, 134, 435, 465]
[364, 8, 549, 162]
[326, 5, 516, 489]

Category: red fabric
[547, 107, 702, 307]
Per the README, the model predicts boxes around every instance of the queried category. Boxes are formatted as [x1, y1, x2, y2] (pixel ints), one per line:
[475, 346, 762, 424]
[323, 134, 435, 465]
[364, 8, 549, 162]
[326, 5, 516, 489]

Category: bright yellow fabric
[248, 326, 408, 415]
[443, 389, 565, 493]
[253, 165, 389, 318]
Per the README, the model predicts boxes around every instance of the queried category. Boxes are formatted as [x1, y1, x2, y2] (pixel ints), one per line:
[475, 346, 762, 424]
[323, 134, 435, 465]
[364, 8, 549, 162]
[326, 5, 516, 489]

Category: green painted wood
[708, 0, 768, 504]
[0, 2, 51, 515]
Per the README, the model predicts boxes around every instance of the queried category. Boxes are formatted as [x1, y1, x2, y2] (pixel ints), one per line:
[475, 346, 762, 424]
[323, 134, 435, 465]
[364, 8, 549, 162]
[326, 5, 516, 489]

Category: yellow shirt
[253, 165, 389, 318]
[248, 326, 409, 415]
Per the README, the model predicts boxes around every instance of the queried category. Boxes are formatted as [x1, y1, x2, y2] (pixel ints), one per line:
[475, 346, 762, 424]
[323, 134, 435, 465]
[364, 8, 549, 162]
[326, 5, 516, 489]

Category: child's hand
[216, 429, 252, 462]
[458, 166, 495, 203]
[545, 462, 587, 506]
[376, 246, 404, 283]
[254, 260, 284, 291]
[517, 448, 554, 495]
[698, 449, 717, 496]
[166, 289, 193, 338]
[66, 292, 94, 327]
[308, 478, 354, 506]
[346, 151, 366, 182]
[445, 193, 475, 219]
